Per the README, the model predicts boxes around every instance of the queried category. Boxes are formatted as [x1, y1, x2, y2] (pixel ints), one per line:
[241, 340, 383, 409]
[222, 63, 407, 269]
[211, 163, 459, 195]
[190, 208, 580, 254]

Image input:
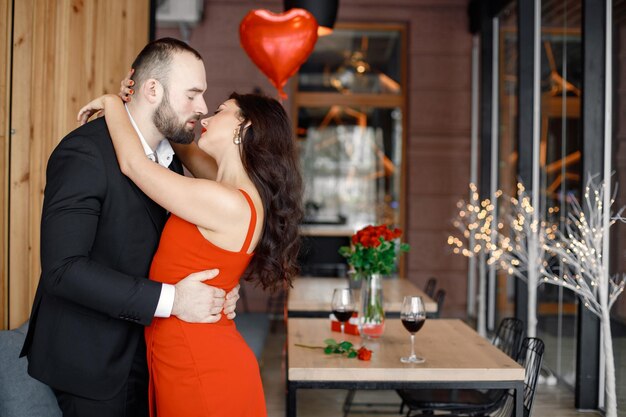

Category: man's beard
[153, 92, 198, 144]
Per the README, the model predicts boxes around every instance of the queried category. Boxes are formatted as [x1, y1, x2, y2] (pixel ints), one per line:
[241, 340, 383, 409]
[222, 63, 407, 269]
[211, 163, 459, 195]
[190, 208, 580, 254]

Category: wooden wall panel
[0, 0, 11, 329]
[8, 0, 150, 329]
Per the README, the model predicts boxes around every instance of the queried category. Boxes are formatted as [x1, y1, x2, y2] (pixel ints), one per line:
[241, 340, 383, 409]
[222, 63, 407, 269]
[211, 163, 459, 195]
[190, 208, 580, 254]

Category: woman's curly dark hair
[230, 92, 303, 291]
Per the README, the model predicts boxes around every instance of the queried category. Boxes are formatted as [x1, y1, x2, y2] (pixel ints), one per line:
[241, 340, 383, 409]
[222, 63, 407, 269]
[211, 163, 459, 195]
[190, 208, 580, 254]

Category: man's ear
[142, 79, 163, 104]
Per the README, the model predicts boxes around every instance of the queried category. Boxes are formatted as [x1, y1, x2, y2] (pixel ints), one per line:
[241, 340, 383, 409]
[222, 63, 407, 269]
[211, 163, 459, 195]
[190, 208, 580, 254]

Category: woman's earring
[233, 128, 242, 145]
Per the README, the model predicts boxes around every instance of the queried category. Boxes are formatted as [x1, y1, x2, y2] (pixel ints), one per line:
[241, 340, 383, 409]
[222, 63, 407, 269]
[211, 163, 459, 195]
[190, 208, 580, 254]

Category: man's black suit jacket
[20, 118, 182, 400]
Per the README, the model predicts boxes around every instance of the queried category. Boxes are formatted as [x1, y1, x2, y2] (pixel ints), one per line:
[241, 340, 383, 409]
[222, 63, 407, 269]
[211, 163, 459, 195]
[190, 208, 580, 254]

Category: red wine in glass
[331, 289, 356, 334]
[401, 317, 425, 333]
[400, 296, 426, 363]
[333, 309, 355, 323]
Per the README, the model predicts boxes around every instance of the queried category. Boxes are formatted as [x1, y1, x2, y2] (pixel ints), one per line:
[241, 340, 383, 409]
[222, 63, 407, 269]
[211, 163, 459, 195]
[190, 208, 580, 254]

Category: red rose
[357, 347, 372, 361]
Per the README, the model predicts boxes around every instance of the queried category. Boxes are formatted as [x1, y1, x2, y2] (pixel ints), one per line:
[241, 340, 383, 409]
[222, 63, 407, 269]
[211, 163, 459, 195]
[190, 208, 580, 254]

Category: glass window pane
[537, 0, 582, 389]
[496, 1, 519, 327]
[298, 28, 402, 94]
[298, 106, 403, 229]
[296, 25, 406, 277]
[612, 2, 626, 412]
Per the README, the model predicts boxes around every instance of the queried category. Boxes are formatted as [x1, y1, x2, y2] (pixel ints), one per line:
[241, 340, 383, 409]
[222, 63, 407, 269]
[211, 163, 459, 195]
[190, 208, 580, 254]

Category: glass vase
[358, 273, 385, 338]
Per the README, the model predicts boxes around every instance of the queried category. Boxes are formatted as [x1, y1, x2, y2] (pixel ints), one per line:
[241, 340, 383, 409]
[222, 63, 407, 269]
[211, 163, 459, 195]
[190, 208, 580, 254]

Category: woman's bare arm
[78, 94, 247, 232]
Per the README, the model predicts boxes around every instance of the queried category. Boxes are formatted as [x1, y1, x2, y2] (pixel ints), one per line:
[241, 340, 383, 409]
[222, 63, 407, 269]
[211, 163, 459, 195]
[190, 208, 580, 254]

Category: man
[20, 38, 238, 417]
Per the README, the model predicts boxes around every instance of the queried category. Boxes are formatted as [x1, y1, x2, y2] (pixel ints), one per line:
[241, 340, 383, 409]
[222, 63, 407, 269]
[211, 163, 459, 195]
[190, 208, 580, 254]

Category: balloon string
[278, 87, 288, 102]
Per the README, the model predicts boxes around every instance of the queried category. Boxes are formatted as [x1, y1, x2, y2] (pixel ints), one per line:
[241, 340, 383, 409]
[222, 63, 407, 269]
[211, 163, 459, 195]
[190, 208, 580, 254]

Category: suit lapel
[127, 178, 167, 233]
[126, 152, 183, 233]
[169, 153, 184, 175]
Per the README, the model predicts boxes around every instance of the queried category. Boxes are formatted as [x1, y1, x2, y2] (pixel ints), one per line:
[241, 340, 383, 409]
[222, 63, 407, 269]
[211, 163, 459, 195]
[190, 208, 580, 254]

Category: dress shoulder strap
[238, 189, 258, 253]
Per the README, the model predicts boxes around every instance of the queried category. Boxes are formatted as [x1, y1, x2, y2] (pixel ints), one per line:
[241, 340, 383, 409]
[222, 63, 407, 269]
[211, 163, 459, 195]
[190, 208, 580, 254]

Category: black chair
[497, 337, 545, 417]
[397, 337, 542, 417]
[424, 277, 437, 298]
[397, 318, 525, 415]
[492, 318, 525, 359]
[433, 289, 446, 318]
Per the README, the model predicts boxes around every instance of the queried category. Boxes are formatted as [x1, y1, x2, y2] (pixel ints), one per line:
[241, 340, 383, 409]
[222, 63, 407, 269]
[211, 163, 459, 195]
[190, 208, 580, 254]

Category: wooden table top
[287, 318, 525, 382]
[287, 276, 438, 314]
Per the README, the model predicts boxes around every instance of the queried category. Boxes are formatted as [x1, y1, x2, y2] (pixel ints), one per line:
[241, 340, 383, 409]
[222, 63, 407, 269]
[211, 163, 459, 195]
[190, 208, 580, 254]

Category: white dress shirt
[125, 105, 176, 318]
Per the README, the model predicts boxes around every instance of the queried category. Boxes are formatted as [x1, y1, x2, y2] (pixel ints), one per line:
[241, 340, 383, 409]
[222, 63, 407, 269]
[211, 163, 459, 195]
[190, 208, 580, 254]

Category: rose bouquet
[339, 225, 409, 338]
[339, 224, 410, 277]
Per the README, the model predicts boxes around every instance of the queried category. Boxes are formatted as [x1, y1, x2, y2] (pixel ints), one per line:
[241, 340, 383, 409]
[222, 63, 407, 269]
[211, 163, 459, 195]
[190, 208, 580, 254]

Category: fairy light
[489, 183, 554, 285]
[542, 178, 626, 317]
[447, 183, 496, 260]
[453, 179, 626, 346]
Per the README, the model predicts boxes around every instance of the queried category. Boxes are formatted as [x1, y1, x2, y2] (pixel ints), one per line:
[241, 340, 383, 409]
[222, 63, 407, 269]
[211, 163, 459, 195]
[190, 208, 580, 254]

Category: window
[295, 24, 406, 234]
[295, 24, 407, 276]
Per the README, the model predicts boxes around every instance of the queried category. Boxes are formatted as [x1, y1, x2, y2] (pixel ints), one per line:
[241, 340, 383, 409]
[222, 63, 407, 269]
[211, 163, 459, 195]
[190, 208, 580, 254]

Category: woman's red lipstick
[201, 127, 207, 134]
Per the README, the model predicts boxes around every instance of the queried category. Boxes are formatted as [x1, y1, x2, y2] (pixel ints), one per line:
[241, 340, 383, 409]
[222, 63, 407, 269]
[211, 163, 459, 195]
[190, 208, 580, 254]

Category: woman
[77, 91, 302, 417]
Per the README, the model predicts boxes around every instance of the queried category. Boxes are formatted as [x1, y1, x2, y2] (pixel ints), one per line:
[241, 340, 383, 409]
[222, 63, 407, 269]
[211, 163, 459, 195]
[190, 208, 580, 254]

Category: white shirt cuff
[154, 283, 175, 317]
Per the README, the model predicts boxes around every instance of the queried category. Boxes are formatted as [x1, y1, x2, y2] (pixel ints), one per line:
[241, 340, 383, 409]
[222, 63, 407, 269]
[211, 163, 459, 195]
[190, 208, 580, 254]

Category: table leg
[287, 382, 296, 417]
[342, 389, 356, 417]
[514, 381, 524, 417]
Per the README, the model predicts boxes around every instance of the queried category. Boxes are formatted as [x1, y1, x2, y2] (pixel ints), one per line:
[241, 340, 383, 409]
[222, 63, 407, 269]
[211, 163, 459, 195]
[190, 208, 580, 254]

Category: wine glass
[331, 288, 356, 334]
[400, 296, 426, 363]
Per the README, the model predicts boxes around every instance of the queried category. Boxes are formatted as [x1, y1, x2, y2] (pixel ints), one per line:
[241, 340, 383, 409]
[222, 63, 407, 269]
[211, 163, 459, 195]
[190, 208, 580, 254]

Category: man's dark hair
[131, 37, 203, 91]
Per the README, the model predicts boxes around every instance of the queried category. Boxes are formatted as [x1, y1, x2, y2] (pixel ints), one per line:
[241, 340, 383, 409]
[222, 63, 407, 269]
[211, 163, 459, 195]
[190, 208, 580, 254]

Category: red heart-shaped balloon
[239, 9, 318, 99]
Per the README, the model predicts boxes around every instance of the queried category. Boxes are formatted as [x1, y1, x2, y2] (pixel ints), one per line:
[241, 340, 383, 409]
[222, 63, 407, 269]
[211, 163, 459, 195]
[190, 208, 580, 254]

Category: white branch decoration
[488, 182, 556, 337]
[543, 180, 625, 315]
[543, 178, 625, 417]
[453, 179, 625, 416]
[448, 183, 498, 336]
